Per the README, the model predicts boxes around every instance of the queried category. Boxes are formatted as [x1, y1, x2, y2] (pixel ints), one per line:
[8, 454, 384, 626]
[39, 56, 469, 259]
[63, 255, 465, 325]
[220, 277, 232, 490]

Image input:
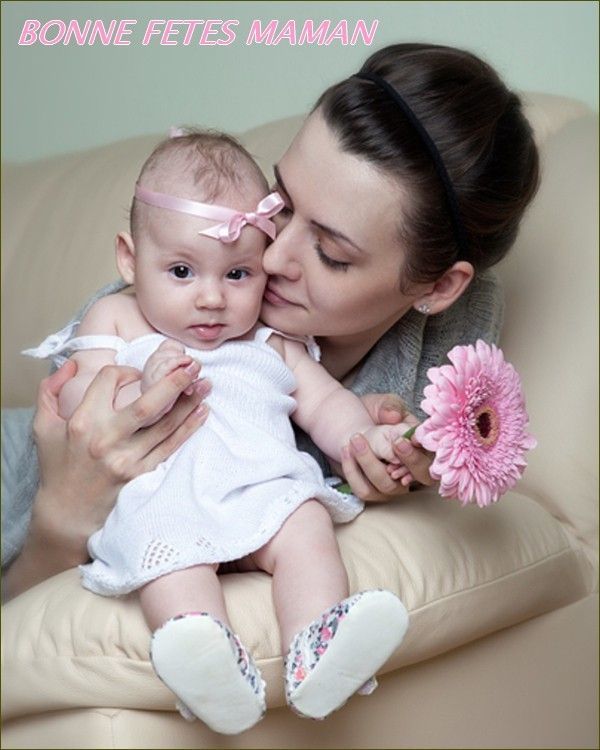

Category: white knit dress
[25, 325, 364, 596]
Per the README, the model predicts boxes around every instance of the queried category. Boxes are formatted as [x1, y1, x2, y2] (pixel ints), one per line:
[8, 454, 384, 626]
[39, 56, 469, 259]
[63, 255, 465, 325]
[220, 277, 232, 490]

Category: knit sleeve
[1, 408, 37, 572]
[352, 269, 504, 419]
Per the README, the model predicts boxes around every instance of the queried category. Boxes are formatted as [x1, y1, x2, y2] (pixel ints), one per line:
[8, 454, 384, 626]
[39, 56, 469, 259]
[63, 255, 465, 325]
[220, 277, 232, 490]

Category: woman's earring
[417, 302, 431, 315]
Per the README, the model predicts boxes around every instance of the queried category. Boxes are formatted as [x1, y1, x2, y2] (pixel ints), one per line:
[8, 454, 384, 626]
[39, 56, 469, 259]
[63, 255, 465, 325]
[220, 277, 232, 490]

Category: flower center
[474, 405, 499, 446]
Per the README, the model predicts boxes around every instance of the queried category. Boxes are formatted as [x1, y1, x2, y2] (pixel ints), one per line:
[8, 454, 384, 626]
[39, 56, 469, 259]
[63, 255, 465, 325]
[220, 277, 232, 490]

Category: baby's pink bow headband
[134, 185, 284, 243]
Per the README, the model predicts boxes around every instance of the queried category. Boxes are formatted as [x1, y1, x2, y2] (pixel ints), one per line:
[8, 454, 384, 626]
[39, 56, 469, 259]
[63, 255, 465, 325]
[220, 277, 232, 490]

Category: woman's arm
[2, 359, 210, 601]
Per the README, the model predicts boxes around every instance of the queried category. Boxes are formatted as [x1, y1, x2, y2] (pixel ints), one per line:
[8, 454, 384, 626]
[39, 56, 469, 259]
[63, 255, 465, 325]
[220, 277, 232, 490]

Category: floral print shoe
[150, 612, 266, 735]
[285, 590, 409, 720]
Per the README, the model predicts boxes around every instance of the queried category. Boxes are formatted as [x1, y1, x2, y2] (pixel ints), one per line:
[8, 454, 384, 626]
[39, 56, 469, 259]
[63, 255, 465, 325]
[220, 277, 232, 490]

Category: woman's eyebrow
[273, 164, 366, 255]
[311, 220, 366, 255]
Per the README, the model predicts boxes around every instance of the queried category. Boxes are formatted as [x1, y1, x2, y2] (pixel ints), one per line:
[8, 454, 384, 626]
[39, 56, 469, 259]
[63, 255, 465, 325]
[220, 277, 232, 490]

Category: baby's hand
[361, 423, 415, 486]
[141, 339, 196, 395]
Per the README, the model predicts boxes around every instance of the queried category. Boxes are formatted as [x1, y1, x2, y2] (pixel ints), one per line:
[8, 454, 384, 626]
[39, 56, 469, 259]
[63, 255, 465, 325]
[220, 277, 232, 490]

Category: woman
[2, 43, 539, 601]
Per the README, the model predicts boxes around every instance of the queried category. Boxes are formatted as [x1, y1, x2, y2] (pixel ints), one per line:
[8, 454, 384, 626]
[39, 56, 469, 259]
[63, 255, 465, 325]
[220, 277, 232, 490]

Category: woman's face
[261, 110, 423, 341]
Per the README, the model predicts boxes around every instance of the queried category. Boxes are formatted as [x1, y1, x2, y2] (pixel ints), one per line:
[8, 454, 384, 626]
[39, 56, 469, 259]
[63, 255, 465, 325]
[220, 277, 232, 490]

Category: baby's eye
[226, 268, 249, 281]
[169, 265, 192, 279]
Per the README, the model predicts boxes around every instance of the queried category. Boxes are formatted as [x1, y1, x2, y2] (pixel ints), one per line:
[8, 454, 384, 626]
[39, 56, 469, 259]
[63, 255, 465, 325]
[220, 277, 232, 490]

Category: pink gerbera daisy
[415, 340, 537, 508]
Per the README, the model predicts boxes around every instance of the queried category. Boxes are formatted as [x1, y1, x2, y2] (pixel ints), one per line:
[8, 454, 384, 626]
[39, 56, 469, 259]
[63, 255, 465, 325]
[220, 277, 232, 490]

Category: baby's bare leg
[251, 500, 349, 651]
[140, 564, 228, 630]
[141, 565, 265, 734]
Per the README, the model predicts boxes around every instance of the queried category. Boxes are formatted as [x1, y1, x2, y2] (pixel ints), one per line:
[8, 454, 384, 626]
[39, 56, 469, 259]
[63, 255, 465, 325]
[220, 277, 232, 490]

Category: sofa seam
[410, 545, 586, 615]
[4, 546, 585, 668]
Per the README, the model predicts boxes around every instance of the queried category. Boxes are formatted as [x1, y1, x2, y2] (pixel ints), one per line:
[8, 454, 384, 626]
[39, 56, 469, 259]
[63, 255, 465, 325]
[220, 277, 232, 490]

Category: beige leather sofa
[2, 92, 598, 749]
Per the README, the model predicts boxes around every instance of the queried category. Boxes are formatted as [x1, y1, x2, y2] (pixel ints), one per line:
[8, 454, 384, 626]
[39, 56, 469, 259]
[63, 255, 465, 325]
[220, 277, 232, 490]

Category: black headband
[353, 71, 469, 261]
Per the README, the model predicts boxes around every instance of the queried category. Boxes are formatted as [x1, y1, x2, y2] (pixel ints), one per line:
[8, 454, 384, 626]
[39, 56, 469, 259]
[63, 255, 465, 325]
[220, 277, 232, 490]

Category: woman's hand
[3, 359, 210, 600]
[339, 392, 435, 502]
[141, 339, 195, 394]
[33, 359, 210, 539]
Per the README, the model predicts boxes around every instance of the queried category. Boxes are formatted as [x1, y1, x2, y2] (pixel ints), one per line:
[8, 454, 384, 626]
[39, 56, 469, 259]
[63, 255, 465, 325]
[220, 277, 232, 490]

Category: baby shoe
[285, 589, 409, 720]
[150, 612, 266, 735]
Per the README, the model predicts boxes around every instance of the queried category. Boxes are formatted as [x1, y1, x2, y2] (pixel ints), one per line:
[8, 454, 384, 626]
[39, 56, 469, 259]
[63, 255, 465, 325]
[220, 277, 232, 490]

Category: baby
[25, 129, 409, 734]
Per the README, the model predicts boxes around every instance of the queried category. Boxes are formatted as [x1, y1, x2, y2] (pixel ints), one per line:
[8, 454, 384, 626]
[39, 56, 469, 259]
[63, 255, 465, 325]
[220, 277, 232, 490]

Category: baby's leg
[140, 564, 228, 630]
[250, 500, 349, 650]
[252, 501, 409, 720]
[141, 566, 265, 735]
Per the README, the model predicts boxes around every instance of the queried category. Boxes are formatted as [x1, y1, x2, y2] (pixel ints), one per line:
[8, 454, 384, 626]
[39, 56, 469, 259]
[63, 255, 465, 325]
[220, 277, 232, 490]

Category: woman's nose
[263, 224, 302, 280]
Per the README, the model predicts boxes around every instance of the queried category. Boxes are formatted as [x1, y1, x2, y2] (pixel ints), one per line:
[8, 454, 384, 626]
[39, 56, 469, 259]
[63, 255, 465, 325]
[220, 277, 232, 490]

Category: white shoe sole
[288, 590, 409, 719]
[151, 615, 265, 735]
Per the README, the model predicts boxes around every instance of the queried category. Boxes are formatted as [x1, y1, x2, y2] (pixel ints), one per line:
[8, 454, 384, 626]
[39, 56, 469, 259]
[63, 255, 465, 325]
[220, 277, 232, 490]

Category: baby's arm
[58, 295, 141, 419]
[280, 338, 403, 464]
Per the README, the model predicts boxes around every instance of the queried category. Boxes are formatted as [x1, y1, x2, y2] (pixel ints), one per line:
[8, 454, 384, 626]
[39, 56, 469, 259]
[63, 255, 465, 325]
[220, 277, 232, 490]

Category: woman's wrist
[29, 487, 91, 567]
[2, 492, 89, 602]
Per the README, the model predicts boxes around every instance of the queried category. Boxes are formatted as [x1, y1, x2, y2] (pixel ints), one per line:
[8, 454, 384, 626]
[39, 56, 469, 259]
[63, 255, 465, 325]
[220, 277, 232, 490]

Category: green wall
[2, 0, 598, 162]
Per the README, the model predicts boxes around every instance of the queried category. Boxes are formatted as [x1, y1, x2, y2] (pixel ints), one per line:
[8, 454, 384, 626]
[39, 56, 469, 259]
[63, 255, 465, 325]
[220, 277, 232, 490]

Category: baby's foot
[285, 590, 409, 720]
[150, 612, 266, 735]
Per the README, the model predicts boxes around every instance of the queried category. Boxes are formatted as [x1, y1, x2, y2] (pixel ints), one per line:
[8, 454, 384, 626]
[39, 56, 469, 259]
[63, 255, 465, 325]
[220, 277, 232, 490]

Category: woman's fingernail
[185, 362, 199, 374]
[194, 378, 211, 395]
[195, 404, 208, 418]
[395, 439, 412, 456]
[351, 434, 367, 453]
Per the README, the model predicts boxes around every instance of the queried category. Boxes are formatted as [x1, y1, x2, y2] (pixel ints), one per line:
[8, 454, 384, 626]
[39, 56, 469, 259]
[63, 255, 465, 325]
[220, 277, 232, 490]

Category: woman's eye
[169, 265, 192, 279]
[273, 205, 292, 234]
[226, 268, 249, 281]
[315, 243, 350, 272]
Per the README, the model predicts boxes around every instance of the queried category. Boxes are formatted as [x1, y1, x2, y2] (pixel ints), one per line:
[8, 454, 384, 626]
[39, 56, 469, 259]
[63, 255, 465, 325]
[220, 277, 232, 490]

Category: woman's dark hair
[314, 43, 540, 288]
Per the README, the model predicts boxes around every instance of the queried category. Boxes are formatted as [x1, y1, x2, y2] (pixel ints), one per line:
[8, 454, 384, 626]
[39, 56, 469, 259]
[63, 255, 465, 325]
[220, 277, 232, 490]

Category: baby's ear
[115, 231, 136, 285]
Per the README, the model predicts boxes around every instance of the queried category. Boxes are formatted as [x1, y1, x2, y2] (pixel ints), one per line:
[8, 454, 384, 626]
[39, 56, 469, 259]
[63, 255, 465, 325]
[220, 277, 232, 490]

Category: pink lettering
[351, 20, 378, 46]
[142, 19, 164, 45]
[62, 19, 91, 45]
[273, 20, 296, 45]
[39, 20, 66, 46]
[199, 19, 221, 45]
[182, 20, 203, 46]
[324, 21, 349, 46]
[298, 20, 330, 46]
[219, 20, 238, 45]
[87, 20, 117, 45]
[18, 19, 41, 45]
[161, 19, 181, 45]
[246, 19, 278, 45]
[114, 19, 136, 46]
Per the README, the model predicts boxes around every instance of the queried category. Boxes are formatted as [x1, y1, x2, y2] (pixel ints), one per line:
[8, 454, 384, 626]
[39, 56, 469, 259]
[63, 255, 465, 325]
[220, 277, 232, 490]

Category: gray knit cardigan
[1, 272, 503, 569]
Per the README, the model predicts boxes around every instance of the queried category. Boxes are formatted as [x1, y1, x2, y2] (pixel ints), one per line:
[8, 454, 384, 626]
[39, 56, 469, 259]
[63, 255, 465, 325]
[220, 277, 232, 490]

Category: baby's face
[132, 183, 268, 349]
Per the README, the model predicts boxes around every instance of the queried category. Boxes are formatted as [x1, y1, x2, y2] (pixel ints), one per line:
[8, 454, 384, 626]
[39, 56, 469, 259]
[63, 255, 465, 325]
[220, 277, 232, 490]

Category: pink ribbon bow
[134, 186, 284, 243]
